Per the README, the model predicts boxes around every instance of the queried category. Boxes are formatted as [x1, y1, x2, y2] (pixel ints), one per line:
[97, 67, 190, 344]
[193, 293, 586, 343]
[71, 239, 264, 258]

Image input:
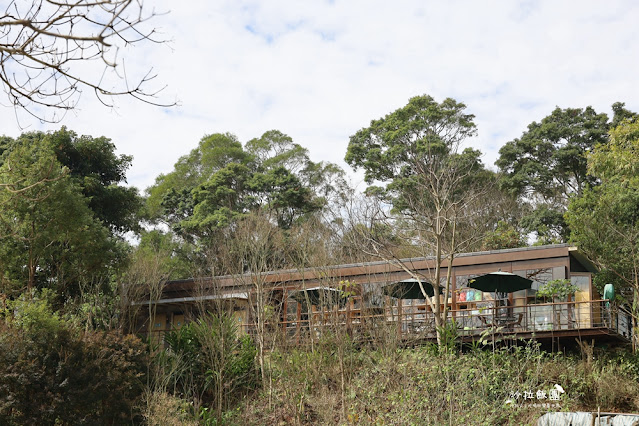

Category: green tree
[481, 220, 526, 251]
[135, 230, 196, 280]
[566, 119, 639, 349]
[0, 130, 134, 300]
[159, 314, 258, 421]
[146, 130, 347, 274]
[497, 104, 638, 244]
[611, 102, 639, 128]
[146, 133, 250, 221]
[1, 128, 142, 234]
[50, 127, 143, 234]
[345, 94, 489, 345]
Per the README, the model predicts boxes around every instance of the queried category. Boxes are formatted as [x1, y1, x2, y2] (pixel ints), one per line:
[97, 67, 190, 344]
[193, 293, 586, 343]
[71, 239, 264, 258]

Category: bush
[537, 279, 579, 300]
[0, 292, 147, 425]
[234, 341, 639, 425]
[143, 391, 198, 426]
[157, 312, 259, 420]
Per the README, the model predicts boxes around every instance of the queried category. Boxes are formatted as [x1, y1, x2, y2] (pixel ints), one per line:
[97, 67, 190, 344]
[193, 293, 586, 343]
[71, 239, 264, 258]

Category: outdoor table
[480, 314, 523, 330]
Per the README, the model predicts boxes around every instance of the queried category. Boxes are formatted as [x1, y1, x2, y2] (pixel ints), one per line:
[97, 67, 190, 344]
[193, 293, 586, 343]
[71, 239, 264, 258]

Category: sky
[2, 0, 639, 193]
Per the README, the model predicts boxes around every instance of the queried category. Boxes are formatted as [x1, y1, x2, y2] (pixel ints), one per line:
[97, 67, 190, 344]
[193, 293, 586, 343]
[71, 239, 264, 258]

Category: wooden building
[134, 244, 633, 347]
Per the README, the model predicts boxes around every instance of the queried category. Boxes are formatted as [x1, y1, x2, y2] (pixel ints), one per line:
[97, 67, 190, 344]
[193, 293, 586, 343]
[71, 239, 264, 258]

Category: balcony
[140, 298, 632, 349]
[279, 298, 632, 346]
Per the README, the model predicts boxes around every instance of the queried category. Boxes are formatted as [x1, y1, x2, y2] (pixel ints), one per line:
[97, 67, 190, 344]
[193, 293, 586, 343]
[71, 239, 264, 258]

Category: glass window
[456, 274, 468, 290]
[362, 282, 384, 308]
[527, 268, 552, 291]
[572, 275, 590, 292]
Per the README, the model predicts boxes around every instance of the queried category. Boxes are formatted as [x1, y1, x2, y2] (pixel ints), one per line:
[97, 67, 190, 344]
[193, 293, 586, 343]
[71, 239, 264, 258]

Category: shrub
[234, 341, 639, 425]
[143, 391, 198, 426]
[157, 312, 259, 420]
[0, 292, 147, 425]
[537, 279, 579, 300]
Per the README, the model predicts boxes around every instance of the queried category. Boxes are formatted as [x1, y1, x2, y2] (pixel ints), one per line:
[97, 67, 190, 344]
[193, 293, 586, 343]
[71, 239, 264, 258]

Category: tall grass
[231, 339, 639, 425]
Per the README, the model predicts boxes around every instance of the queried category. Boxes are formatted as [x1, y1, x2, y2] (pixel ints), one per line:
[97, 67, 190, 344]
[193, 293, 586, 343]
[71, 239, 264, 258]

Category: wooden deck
[142, 298, 632, 350]
[273, 299, 632, 347]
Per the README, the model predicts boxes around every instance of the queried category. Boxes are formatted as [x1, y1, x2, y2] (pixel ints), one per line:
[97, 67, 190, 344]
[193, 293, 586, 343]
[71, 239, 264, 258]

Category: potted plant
[537, 279, 579, 330]
[537, 279, 579, 302]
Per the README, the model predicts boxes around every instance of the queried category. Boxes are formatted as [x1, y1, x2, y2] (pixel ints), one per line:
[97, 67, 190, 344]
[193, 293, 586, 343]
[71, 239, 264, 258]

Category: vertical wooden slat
[296, 301, 301, 345]
[397, 298, 403, 337]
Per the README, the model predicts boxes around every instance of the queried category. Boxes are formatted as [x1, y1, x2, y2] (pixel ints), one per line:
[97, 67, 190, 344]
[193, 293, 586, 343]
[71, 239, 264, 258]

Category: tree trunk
[256, 282, 266, 386]
[434, 220, 443, 346]
[633, 286, 638, 353]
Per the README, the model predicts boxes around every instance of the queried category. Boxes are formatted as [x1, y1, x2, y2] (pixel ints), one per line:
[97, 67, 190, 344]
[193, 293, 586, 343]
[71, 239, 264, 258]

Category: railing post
[296, 302, 301, 346]
[397, 299, 403, 338]
[346, 299, 352, 337]
[282, 293, 287, 342]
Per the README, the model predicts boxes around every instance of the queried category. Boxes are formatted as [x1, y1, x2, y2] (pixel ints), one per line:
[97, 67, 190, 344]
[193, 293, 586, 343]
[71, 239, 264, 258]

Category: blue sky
[2, 0, 638, 192]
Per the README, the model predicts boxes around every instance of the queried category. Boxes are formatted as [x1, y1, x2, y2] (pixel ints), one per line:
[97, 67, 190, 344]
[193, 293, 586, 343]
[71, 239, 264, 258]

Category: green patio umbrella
[468, 271, 532, 294]
[289, 287, 347, 308]
[468, 271, 532, 352]
[382, 278, 440, 299]
[468, 270, 532, 321]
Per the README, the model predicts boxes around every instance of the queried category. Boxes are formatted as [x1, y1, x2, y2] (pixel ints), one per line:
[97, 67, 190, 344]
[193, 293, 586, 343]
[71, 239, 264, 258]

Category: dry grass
[142, 391, 199, 426]
[229, 339, 639, 425]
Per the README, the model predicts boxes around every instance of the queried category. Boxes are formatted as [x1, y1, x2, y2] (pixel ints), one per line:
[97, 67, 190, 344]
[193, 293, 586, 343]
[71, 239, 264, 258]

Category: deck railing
[276, 299, 632, 344]
[142, 299, 633, 346]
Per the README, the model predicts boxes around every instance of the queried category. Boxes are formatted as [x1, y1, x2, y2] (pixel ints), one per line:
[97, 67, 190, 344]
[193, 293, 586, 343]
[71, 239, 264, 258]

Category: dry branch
[0, 0, 175, 124]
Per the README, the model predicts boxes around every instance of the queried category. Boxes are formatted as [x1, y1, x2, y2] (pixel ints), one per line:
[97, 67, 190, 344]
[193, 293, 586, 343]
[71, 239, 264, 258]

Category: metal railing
[275, 299, 632, 343]
[140, 299, 633, 345]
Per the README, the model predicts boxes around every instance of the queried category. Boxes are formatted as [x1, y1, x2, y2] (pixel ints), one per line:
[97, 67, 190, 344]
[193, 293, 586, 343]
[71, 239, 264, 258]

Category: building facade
[135, 244, 632, 347]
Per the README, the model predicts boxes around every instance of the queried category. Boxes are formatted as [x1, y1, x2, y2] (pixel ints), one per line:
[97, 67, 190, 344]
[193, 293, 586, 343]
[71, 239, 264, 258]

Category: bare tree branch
[0, 0, 176, 124]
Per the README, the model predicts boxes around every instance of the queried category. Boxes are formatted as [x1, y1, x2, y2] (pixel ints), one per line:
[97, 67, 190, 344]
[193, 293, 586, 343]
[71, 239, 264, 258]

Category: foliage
[481, 220, 526, 250]
[537, 279, 579, 300]
[346, 94, 479, 190]
[497, 103, 636, 243]
[149, 131, 344, 230]
[520, 204, 569, 245]
[566, 119, 639, 346]
[233, 341, 639, 425]
[497, 106, 610, 201]
[0, 132, 130, 300]
[435, 319, 460, 353]
[143, 391, 199, 426]
[567, 120, 639, 283]
[0, 291, 148, 425]
[592, 269, 626, 298]
[145, 131, 347, 274]
[344, 94, 493, 345]
[134, 229, 197, 280]
[49, 127, 144, 234]
[157, 313, 259, 421]
[1, 128, 142, 234]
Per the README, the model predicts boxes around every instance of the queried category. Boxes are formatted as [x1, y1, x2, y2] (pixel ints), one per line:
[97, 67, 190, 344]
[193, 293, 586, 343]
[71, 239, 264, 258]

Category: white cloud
[1, 0, 638, 191]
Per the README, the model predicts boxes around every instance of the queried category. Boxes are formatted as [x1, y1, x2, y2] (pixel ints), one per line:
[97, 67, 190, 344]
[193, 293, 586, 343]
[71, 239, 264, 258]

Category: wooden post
[397, 298, 403, 338]
[346, 299, 352, 337]
[451, 270, 457, 318]
[282, 291, 288, 341]
[296, 301, 301, 346]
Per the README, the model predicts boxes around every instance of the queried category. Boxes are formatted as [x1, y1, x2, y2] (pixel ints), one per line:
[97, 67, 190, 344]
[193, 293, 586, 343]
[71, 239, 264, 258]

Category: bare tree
[351, 174, 510, 347]
[119, 231, 189, 336]
[344, 95, 492, 346]
[220, 210, 287, 387]
[0, 0, 174, 123]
